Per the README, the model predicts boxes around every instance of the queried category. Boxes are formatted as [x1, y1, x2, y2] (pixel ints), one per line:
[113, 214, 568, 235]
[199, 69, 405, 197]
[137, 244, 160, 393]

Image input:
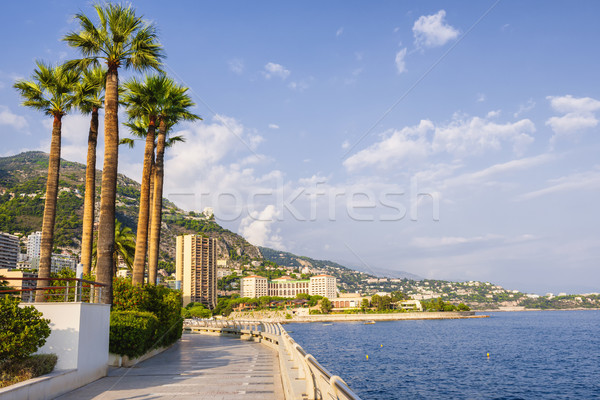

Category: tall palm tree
[122, 76, 170, 286]
[122, 115, 184, 285]
[13, 62, 79, 302]
[63, 4, 164, 304]
[148, 84, 200, 285]
[73, 67, 106, 276]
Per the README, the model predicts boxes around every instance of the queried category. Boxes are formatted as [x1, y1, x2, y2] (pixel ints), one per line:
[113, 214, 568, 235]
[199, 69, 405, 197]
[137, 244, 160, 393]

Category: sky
[1, 1, 599, 294]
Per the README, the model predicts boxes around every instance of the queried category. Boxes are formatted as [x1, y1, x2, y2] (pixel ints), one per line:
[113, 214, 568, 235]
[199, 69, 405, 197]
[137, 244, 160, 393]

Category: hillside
[0, 151, 260, 264]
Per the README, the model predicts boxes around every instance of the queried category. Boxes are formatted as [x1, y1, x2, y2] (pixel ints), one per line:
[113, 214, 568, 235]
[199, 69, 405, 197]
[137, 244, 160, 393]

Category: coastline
[477, 307, 600, 312]
[230, 311, 489, 323]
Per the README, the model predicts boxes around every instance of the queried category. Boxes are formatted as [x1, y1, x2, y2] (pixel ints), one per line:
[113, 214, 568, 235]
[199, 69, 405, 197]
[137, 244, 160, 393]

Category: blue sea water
[287, 311, 600, 399]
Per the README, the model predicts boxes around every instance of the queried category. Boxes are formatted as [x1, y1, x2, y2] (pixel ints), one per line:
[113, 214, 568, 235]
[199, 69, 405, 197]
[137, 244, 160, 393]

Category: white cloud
[268, 123, 279, 130]
[413, 10, 459, 48]
[238, 204, 285, 249]
[545, 95, 600, 138]
[343, 120, 434, 172]
[228, 59, 244, 75]
[410, 234, 503, 248]
[477, 93, 486, 102]
[0, 106, 28, 131]
[344, 113, 536, 173]
[341, 140, 350, 150]
[442, 154, 555, 189]
[516, 168, 600, 201]
[395, 48, 408, 74]
[432, 115, 535, 156]
[514, 98, 535, 118]
[263, 62, 290, 80]
[336, 27, 344, 37]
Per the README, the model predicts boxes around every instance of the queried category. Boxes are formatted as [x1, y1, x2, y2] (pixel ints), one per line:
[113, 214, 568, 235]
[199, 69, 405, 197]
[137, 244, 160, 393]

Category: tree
[121, 113, 186, 285]
[147, 81, 200, 285]
[13, 62, 79, 302]
[0, 296, 51, 361]
[92, 220, 136, 278]
[360, 298, 370, 312]
[319, 297, 332, 314]
[64, 4, 164, 303]
[74, 66, 106, 275]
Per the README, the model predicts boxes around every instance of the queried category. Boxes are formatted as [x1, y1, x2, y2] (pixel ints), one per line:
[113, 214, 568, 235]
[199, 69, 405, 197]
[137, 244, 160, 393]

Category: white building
[27, 231, 42, 261]
[240, 274, 337, 299]
[240, 275, 268, 298]
[0, 232, 19, 269]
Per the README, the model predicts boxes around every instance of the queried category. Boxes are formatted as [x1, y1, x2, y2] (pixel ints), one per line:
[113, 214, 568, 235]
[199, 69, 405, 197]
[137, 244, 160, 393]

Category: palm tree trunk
[81, 107, 99, 276]
[36, 115, 62, 302]
[96, 67, 119, 304]
[132, 117, 156, 285]
[148, 120, 166, 285]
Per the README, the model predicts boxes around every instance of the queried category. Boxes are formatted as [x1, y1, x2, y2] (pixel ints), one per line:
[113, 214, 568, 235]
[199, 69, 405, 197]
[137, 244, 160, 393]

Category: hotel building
[240, 274, 337, 299]
[176, 235, 217, 309]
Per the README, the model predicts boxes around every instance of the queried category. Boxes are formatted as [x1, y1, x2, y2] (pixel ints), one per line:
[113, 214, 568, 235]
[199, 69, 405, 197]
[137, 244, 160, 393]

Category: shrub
[0, 354, 58, 388]
[112, 278, 183, 350]
[109, 311, 159, 358]
[0, 296, 51, 362]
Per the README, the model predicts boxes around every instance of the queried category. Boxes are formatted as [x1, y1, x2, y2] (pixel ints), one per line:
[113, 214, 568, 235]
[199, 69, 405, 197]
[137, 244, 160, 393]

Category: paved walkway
[56, 334, 284, 400]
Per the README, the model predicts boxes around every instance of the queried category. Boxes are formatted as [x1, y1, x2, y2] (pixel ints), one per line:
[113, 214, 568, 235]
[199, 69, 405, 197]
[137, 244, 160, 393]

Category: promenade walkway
[56, 333, 284, 400]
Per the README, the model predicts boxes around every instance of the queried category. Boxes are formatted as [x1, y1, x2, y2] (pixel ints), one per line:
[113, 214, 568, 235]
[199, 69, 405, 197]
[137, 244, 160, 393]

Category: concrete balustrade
[183, 319, 361, 400]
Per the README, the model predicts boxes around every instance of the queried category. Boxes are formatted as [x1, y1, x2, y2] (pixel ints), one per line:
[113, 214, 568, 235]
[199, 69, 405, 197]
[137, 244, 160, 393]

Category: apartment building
[176, 235, 217, 308]
[0, 232, 19, 269]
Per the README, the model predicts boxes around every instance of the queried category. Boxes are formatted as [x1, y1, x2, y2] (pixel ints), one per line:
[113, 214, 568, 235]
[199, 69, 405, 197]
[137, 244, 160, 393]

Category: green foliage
[307, 295, 323, 307]
[0, 354, 58, 388]
[112, 278, 183, 349]
[285, 313, 292, 319]
[421, 298, 462, 312]
[319, 297, 332, 314]
[109, 311, 159, 358]
[0, 297, 51, 362]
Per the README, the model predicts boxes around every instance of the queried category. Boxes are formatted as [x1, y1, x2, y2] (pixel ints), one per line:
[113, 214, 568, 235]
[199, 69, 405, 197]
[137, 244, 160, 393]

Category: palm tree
[122, 76, 170, 286]
[13, 62, 79, 302]
[92, 219, 136, 278]
[73, 67, 106, 276]
[63, 4, 164, 303]
[148, 84, 200, 284]
[122, 114, 184, 285]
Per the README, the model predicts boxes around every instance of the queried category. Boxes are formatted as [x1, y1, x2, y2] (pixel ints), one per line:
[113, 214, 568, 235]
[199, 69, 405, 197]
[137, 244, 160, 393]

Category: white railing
[183, 319, 361, 400]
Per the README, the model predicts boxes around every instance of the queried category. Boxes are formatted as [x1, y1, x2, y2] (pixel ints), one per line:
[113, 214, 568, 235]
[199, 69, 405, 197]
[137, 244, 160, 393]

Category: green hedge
[109, 311, 158, 358]
[112, 278, 183, 355]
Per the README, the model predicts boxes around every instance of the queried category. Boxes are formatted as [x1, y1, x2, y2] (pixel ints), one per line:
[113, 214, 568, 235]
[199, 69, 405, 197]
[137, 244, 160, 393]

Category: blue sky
[1, 1, 600, 294]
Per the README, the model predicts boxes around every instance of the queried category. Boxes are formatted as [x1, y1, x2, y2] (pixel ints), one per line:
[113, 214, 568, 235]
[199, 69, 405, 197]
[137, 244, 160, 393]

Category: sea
[287, 311, 600, 399]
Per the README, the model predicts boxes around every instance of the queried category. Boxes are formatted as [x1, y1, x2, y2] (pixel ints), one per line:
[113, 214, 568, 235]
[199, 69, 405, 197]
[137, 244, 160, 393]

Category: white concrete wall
[31, 303, 110, 392]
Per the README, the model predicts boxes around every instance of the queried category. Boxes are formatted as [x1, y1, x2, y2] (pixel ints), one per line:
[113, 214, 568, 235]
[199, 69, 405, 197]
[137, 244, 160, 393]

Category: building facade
[0, 268, 37, 302]
[0, 232, 19, 269]
[27, 231, 42, 261]
[240, 275, 268, 298]
[240, 275, 337, 299]
[176, 235, 217, 309]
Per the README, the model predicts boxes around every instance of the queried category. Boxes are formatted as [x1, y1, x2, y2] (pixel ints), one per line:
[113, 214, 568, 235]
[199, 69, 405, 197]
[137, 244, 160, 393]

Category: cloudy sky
[1, 1, 599, 294]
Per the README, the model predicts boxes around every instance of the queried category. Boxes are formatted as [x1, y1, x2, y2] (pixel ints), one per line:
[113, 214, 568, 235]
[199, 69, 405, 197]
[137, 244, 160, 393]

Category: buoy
[366, 355, 369, 360]
[487, 352, 490, 358]
[380, 344, 383, 347]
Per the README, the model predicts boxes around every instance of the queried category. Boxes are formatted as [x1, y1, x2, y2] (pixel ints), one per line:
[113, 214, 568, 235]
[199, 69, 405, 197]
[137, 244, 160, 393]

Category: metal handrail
[1, 276, 108, 303]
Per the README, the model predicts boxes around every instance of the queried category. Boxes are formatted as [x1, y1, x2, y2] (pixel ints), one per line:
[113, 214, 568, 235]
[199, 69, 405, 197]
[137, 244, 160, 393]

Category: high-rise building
[176, 235, 217, 309]
[0, 232, 19, 269]
[27, 231, 42, 261]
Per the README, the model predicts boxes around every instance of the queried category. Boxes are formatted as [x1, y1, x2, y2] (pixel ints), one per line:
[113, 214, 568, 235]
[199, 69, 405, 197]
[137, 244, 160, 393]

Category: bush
[109, 311, 159, 358]
[0, 354, 58, 388]
[0, 296, 51, 362]
[112, 278, 183, 350]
